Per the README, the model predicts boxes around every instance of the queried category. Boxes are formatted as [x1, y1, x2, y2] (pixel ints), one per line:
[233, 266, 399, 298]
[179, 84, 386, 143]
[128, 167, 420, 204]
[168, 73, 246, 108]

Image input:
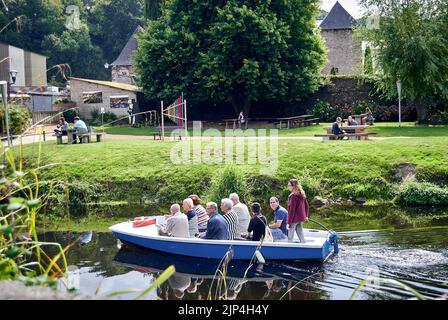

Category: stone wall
[321, 29, 362, 75]
[112, 65, 135, 85]
[70, 79, 138, 119]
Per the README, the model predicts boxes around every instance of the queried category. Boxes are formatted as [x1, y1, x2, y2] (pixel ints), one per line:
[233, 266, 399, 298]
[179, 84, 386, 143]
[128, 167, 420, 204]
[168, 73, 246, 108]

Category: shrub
[395, 182, 448, 206]
[90, 109, 117, 126]
[208, 166, 247, 204]
[441, 111, 448, 124]
[63, 109, 78, 123]
[0, 104, 31, 135]
[307, 100, 414, 122]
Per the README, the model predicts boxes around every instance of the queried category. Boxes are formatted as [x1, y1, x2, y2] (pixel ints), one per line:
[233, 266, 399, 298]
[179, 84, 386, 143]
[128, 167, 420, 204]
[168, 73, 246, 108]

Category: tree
[135, 0, 326, 116]
[43, 24, 108, 80]
[88, 0, 145, 63]
[357, 0, 448, 122]
[363, 46, 373, 75]
[144, 0, 164, 20]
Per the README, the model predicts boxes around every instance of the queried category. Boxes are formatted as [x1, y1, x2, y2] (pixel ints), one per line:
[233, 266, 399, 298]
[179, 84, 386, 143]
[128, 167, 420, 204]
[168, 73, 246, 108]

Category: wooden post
[161, 101, 165, 141]
[43, 131, 46, 142]
[184, 99, 188, 139]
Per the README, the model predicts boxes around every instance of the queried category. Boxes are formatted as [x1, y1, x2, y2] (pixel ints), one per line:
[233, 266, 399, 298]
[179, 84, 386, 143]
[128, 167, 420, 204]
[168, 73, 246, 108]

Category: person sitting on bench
[73, 116, 88, 143]
[362, 107, 375, 125]
[332, 117, 346, 140]
[346, 115, 359, 126]
[54, 117, 69, 135]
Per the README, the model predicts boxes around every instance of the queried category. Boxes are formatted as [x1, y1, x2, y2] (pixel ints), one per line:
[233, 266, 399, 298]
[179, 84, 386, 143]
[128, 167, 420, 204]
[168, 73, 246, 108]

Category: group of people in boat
[156, 179, 309, 243]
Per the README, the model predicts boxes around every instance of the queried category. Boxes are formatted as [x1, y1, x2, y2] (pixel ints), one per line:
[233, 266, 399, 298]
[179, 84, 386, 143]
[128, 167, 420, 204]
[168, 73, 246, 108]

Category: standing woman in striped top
[220, 198, 240, 240]
[189, 194, 209, 235]
[287, 179, 309, 243]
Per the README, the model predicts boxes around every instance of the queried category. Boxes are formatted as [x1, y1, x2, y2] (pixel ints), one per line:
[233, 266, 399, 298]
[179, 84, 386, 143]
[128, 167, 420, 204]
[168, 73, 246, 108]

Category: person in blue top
[73, 116, 89, 143]
[332, 117, 346, 140]
[268, 197, 288, 242]
[201, 202, 228, 240]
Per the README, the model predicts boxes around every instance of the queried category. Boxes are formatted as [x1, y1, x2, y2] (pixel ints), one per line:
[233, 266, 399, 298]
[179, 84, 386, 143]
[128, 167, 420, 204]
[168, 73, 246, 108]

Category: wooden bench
[55, 133, 65, 145]
[172, 133, 183, 141]
[153, 131, 162, 140]
[273, 122, 288, 129]
[315, 132, 378, 141]
[77, 133, 91, 144]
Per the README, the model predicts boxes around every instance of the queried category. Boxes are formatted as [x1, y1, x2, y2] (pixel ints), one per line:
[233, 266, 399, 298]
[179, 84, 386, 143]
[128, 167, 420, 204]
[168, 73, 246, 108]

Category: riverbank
[17, 124, 448, 216]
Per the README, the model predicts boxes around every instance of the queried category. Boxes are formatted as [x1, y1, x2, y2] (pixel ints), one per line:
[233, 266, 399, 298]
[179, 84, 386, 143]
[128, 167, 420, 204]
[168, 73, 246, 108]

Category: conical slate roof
[111, 26, 144, 66]
[320, 1, 357, 30]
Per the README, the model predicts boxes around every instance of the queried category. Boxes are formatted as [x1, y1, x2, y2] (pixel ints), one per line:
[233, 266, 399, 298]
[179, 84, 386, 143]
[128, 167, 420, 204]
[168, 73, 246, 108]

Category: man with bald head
[157, 203, 189, 238]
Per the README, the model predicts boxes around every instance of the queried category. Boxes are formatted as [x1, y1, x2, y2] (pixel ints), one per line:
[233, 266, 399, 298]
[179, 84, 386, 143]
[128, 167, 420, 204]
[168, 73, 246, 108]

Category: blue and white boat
[110, 216, 339, 262]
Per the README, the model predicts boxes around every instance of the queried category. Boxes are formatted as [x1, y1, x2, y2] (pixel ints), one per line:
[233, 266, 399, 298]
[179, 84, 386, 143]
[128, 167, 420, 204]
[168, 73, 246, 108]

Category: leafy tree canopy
[135, 0, 326, 116]
[357, 0, 448, 122]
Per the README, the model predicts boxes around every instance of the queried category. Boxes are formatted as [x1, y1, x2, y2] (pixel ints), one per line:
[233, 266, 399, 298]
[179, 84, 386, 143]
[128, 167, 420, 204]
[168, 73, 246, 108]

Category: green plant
[0, 105, 31, 135]
[395, 182, 448, 206]
[0, 144, 70, 284]
[63, 109, 78, 123]
[53, 98, 71, 105]
[208, 166, 248, 204]
[90, 110, 117, 126]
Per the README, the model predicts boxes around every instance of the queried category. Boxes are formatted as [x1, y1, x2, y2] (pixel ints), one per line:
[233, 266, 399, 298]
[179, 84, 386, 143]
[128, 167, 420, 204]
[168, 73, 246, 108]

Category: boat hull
[110, 219, 337, 261]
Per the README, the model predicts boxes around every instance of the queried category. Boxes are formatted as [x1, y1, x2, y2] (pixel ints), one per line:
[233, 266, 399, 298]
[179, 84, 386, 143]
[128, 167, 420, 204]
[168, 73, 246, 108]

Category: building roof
[111, 26, 144, 67]
[70, 77, 142, 92]
[320, 1, 357, 30]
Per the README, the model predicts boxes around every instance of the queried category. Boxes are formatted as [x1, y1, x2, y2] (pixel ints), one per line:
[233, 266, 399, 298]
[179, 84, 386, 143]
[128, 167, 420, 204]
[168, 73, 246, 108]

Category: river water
[41, 212, 448, 300]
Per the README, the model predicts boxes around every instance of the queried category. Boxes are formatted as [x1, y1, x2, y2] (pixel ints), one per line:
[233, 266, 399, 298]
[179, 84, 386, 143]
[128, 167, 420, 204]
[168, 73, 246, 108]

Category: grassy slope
[21, 124, 448, 207]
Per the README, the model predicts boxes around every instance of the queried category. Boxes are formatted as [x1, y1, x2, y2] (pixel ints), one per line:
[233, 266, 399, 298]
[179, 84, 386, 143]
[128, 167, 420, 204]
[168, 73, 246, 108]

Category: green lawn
[101, 122, 448, 138]
[19, 128, 448, 208]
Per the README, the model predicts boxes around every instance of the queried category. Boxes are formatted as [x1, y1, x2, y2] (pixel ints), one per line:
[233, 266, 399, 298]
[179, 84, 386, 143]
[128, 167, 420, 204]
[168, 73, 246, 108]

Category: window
[110, 95, 130, 108]
[82, 91, 103, 104]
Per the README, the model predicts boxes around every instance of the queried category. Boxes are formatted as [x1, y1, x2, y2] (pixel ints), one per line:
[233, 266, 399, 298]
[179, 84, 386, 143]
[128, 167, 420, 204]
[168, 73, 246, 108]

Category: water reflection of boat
[110, 216, 339, 261]
[113, 245, 324, 282]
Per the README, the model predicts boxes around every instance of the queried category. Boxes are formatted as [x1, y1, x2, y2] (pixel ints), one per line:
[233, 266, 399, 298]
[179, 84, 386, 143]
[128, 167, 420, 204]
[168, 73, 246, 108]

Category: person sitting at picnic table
[332, 117, 346, 140]
[346, 115, 359, 126]
[238, 111, 245, 128]
[287, 179, 309, 243]
[362, 107, 375, 125]
[268, 197, 288, 242]
[73, 116, 88, 143]
[201, 202, 228, 240]
[221, 198, 241, 240]
[189, 194, 209, 235]
[157, 204, 189, 238]
[183, 198, 199, 238]
[54, 117, 69, 135]
[229, 193, 250, 234]
[242, 203, 267, 242]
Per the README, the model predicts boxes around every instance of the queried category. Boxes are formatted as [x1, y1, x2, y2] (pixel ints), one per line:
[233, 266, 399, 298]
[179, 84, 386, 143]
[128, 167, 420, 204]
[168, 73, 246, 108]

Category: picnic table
[318, 125, 377, 141]
[223, 118, 248, 130]
[56, 128, 103, 145]
[274, 115, 320, 129]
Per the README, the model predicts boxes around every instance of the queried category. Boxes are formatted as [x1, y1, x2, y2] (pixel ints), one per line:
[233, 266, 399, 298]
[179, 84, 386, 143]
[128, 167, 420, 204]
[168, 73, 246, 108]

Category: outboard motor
[329, 231, 339, 254]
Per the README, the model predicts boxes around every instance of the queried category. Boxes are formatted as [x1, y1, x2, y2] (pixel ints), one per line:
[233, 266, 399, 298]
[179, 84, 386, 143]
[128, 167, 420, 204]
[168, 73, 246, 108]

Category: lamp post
[0, 81, 11, 147]
[1, 70, 18, 147]
[396, 80, 402, 128]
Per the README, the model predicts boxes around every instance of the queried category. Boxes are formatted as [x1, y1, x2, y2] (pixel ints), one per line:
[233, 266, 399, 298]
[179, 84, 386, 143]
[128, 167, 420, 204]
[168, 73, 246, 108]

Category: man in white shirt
[157, 204, 189, 238]
[229, 193, 251, 234]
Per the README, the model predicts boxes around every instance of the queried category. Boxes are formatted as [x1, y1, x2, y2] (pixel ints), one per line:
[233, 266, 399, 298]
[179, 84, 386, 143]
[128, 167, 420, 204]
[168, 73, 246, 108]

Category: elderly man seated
[201, 202, 228, 240]
[221, 198, 241, 240]
[157, 204, 189, 238]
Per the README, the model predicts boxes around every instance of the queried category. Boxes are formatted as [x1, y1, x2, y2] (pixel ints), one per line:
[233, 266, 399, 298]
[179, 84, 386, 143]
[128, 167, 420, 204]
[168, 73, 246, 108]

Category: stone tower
[320, 1, 361, 75]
